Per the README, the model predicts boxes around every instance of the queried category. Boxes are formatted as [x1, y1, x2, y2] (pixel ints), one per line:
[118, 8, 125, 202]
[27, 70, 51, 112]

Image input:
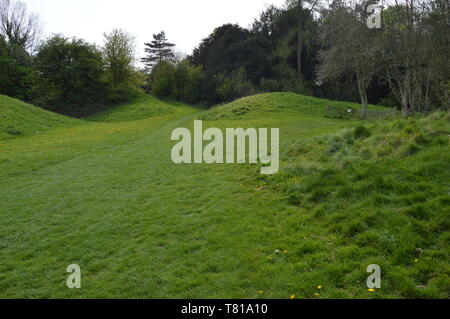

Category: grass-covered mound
[0, 91, 447, 298]
[0, 94, 78, 140]
[200, 92, 387, 121]
[86, 94, 178, 122]
[257, 111, 450, 298]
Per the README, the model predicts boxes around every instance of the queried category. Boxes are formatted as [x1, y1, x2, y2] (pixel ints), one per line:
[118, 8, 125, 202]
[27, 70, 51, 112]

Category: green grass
[200, 92, 389, 121]
[86, 93, 179, 122]
[258, 111, 450, 298]
[0, 94, 79, 140]
[0, 92, 448, 298]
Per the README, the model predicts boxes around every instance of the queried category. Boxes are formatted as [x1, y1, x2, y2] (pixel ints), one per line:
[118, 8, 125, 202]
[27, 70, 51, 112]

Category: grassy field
[0, 92, 448, 298]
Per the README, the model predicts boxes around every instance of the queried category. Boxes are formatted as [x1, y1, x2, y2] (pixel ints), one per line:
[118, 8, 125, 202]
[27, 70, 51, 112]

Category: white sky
[22, 0, 287, 60]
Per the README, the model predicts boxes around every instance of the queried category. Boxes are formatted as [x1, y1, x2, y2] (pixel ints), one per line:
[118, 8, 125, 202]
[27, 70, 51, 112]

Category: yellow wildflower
[368, 289, 376, 292]
[290, 295, 296, 299]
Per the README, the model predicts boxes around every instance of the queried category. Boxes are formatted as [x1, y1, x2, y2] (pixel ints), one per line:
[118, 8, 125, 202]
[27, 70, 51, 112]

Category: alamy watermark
[171, 120, 280, 174]
[367, 264, 381, 289]
[66, 264, 81, 289]
[367, 3, 383, 29]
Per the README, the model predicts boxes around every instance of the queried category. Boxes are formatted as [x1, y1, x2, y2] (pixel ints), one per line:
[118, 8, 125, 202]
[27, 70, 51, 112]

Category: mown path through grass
[4, 94, 439, 299]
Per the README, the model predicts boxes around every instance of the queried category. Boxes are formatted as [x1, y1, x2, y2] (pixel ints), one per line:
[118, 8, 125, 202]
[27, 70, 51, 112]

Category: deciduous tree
[34, 35, 106, 116]
[102, 29, 142, 102]
[317, 0, 381, 117]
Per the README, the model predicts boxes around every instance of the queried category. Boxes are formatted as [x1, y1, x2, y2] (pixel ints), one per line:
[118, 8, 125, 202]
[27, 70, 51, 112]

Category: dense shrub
[215, 68, 255, 102]
[150, 61, 176, 97]
[33, 35, 107, 116]
[0, 40, 34, 101]
[104, 69, 143, 104]
[149, 60, 206, 104]
[174, 62, 207, 104]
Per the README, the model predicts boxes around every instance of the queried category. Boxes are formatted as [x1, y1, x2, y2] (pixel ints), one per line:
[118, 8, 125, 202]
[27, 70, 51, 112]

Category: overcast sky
[22, 0, 287, 60]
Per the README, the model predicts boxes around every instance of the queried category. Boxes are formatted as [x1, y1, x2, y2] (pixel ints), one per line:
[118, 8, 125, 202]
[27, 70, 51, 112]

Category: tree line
[1, 0, 449, 117]
[144, 0, 449, 116]
[0, 0, 142, 116]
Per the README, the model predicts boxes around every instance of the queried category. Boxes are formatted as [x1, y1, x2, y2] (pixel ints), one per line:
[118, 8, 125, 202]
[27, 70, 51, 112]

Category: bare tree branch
[0, 0, 42, 53]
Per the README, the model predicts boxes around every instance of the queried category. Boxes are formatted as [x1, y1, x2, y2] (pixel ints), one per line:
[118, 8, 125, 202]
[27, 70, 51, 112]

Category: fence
[325, 106, 400, 120]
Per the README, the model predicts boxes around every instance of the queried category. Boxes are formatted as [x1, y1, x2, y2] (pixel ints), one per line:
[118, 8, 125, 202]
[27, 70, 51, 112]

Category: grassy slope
[86, 94, 180, 122]
[0, 93, 448, 298]
[0, 95, 79, 140]
[260, 111, 450, 298]
[200, 92, 388, 121]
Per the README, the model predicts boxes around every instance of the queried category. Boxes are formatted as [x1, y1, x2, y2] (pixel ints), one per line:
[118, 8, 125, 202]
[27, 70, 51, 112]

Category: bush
[0, 41, 34, 101]
[33, 35, 107, 116]
[215, 68, 255, 102]
[174, 62, 207, 104]
[150, 60, 206, 104]
[150, 61, 177, 97]
[259, 78, 281, 92]
[105, 70, 144, 104]
[378, 96, 399, 108]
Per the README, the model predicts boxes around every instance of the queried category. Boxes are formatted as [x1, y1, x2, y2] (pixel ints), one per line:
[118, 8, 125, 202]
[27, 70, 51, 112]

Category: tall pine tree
[141, 31, 175, 72]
